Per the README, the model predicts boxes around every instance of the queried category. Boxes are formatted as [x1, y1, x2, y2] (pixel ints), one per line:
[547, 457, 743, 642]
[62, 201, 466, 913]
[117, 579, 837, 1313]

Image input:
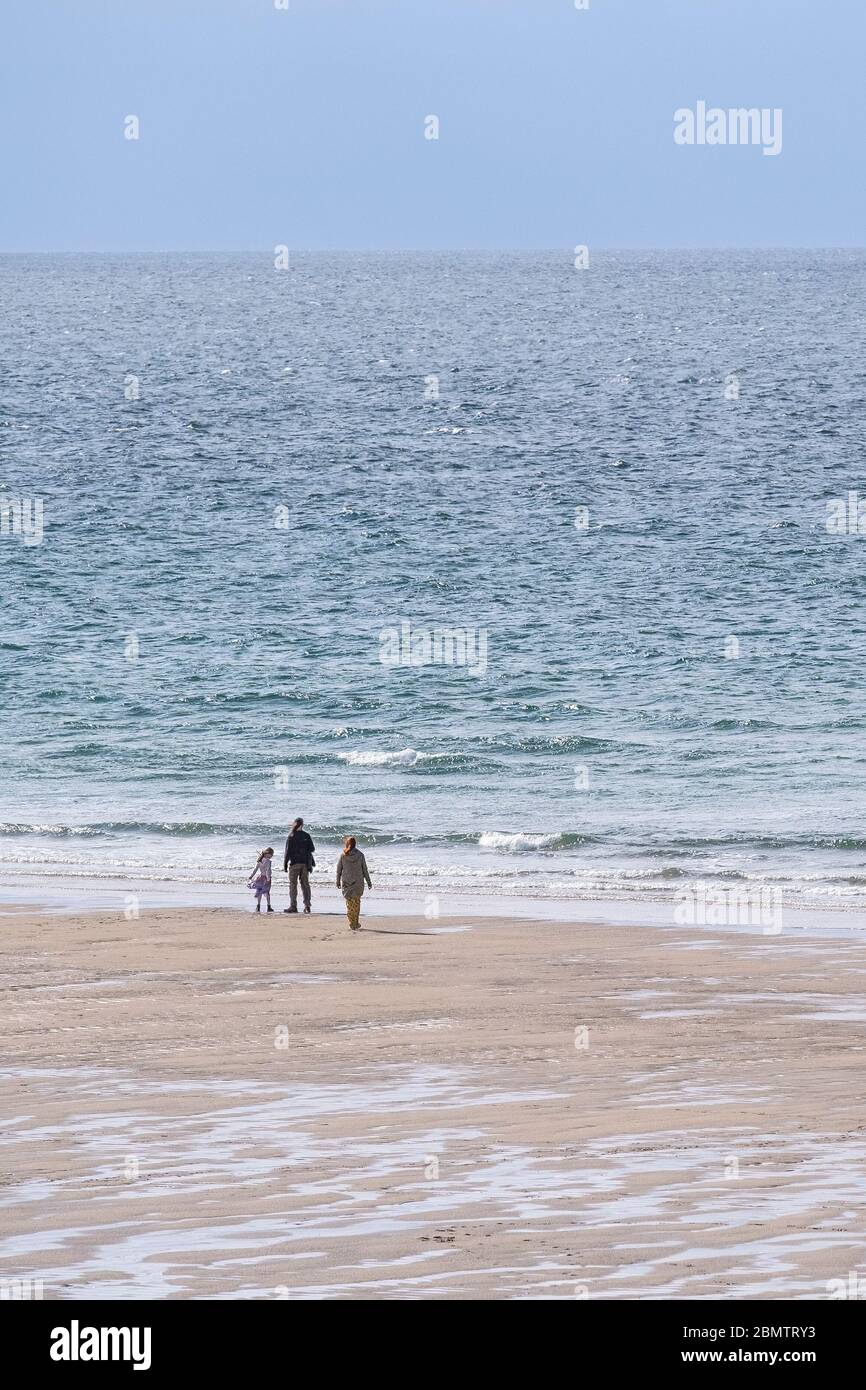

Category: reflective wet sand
[2, 907, 865, 1299]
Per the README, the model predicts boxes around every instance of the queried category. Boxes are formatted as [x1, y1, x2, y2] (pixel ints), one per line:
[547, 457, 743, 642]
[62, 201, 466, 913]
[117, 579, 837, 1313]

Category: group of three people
[248, 818, 373, 931]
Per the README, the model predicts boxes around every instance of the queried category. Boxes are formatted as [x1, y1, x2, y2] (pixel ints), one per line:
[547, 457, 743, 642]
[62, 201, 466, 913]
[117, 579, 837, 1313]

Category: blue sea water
[2, 249, 866, 911]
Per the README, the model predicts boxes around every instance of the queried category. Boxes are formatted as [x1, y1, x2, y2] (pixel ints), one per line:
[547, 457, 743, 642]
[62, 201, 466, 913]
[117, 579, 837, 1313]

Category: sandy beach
[2, 903, 866, 1300]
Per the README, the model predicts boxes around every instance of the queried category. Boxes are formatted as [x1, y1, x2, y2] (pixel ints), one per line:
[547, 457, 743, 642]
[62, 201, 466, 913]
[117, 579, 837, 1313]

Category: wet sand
[2, 904, 866, 1300]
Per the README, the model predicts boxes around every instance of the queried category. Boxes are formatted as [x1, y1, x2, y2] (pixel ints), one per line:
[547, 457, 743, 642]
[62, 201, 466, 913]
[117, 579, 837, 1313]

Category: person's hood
[343, 848, 363, 860]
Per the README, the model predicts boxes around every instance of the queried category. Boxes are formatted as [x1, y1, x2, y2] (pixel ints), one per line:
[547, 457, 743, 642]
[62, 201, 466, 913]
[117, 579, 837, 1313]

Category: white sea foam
[478, 831, 562, 852]
[337, 749, 423, 768]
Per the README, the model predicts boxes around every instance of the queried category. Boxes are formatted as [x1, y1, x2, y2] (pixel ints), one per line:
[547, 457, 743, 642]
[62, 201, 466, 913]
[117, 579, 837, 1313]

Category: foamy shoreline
[4, 873, 866, 938]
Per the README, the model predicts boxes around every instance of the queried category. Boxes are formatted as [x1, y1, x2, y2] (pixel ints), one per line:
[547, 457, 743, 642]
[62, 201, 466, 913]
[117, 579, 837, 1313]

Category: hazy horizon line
[1, 244, 864, 257]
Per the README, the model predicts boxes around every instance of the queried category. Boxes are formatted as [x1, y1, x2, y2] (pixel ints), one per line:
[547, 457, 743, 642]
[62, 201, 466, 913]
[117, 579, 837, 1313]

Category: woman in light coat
[336, 836, 372, 931]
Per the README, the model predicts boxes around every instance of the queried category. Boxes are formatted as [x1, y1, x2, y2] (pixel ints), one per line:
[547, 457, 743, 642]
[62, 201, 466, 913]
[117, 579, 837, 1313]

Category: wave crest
[478, 831, 562, 852]
[337, 748, 423, 767]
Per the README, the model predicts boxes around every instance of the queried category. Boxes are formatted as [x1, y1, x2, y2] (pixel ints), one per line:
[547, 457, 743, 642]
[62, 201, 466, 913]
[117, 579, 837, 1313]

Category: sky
[1, 0, 863, 251]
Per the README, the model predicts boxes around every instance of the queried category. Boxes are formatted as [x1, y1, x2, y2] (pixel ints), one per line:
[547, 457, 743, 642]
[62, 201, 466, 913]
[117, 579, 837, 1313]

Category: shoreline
[4, 873, 866, 938]
[3, 902, 866, 1298]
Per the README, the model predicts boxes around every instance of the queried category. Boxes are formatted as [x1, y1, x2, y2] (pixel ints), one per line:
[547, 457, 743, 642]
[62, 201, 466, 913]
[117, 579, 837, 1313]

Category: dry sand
[2, 903, 866, 1300]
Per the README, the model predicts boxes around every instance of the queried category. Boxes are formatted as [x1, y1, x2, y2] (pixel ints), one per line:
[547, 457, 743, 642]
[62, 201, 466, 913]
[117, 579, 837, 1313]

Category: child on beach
[248, 848, 274, 913]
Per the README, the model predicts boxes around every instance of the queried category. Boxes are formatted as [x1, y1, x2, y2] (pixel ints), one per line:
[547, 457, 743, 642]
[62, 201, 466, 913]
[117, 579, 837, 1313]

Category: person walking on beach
[283, 817, 316, 914]
[248, 847, 274, 913]
[336, 835, 372, 931]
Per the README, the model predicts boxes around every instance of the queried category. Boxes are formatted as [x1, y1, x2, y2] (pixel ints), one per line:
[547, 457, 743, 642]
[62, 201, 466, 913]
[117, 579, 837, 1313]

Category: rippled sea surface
[2, 250, 866, 907]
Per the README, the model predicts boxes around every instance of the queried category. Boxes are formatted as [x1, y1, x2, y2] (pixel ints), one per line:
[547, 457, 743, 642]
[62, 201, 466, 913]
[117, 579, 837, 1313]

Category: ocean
[3, 248, 866, 915]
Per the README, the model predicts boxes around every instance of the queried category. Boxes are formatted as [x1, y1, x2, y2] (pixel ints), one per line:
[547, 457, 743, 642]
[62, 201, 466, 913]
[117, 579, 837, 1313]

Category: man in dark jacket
[283, 817, 315, 914]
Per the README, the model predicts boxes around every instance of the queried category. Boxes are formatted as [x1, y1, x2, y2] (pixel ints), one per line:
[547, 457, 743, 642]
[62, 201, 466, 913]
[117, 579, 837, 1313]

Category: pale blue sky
[1, 0, 863, 250]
